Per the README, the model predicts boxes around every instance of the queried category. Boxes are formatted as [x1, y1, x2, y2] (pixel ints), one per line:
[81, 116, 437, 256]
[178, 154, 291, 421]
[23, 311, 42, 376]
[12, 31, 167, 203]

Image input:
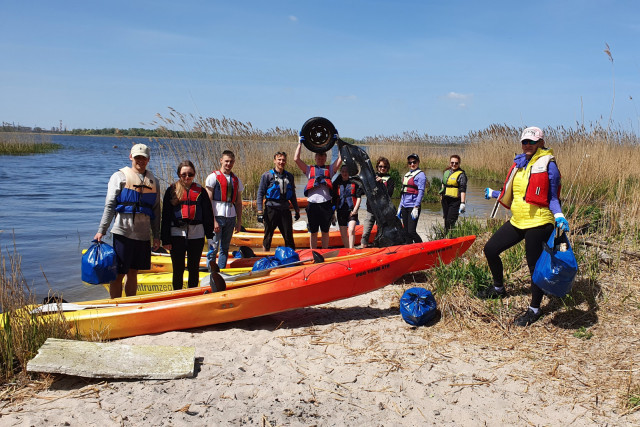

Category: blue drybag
[252, 256, 281, 272]
[532, 230, 578, 297]
[81, 240, 117, 284]
[400, 287, 437, 326]
[274, 246, 300, 266]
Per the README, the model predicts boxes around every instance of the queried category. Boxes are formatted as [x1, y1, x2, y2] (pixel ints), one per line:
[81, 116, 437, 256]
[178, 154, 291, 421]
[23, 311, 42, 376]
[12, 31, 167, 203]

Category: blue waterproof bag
[399, 287, 437, 326]
[252, 256, 281, 272]
[81, 240, 117, 284]
[274, 246, 300, 265]
[532, 230, 578, 297]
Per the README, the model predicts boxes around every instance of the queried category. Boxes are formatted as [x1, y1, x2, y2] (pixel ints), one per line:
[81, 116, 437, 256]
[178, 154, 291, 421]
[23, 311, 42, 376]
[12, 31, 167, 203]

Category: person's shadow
[545, 276, 601, 329]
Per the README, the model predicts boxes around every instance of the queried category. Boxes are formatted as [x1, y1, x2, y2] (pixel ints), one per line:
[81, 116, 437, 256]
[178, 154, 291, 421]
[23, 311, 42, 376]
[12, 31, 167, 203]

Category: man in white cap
[94, 143, 161, 298]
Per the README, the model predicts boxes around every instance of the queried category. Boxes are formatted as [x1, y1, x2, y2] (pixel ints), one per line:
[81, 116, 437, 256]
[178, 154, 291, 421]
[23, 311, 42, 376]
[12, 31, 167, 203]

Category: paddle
[292, 220, 308, 231]
[490, 188, 503, 219]
[202, 249, 340, 291]
[32, 302, 139, 314]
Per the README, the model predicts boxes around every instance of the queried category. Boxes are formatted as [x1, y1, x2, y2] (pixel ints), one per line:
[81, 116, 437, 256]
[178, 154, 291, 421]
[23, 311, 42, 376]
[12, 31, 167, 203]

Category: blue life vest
[265, 169, 294, 201]
[115, 167, 158, 219]
[337, 182, 357, 210]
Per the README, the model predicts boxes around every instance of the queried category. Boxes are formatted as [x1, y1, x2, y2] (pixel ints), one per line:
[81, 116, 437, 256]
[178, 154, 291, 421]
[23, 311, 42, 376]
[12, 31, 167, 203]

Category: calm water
[0, 135, 498, 302]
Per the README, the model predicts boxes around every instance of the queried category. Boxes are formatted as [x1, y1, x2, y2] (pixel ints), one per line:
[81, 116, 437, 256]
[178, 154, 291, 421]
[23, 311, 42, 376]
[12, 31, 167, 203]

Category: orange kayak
[242, 198, 308, 209]
[231, 225, 377, 248]
[34, 236, 475, 339]
[47, 245, 429, 339]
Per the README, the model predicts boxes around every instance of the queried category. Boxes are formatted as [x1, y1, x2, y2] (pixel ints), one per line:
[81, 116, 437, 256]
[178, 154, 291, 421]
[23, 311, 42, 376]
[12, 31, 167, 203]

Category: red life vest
[179, 183, 203, 221]
[337, 182, 357, 209]
[401, 169, 423, 195]
[498, 154, 560, 209]
[304, 166, 332, 196]
[211, 170, 239, 203]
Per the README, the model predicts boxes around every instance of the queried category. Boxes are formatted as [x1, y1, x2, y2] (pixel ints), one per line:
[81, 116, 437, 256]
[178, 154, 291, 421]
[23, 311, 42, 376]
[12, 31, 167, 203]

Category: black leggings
[400, 206, 422, 243]
[170, 236, 205, 290]
[441, 196, 461, 232]
[483, 221, 554, 308]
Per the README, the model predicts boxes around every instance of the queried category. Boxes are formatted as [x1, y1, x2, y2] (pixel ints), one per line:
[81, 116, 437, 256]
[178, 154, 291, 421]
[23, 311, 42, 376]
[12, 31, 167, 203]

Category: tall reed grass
[0, 244, 71, 384]
[364, 122, 640, 243]
[0, 133, 61, 155]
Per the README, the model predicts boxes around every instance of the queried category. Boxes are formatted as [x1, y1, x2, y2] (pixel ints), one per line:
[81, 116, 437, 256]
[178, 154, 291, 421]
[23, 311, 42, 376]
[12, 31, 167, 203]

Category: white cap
[130, 143, 150, 158]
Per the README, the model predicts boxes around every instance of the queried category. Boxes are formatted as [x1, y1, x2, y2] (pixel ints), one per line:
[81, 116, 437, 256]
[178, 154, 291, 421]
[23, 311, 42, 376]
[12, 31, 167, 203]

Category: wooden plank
[27, 338, 195, 379]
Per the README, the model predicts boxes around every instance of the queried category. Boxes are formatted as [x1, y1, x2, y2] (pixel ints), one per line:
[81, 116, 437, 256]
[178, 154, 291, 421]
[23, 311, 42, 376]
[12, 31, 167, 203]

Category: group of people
[94, 147, 244, 298]
[95, 126, 570, 326]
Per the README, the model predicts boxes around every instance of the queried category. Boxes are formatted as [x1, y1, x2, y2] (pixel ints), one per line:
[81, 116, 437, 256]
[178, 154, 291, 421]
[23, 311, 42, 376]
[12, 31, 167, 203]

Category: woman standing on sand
[161, 160, 214, 290]
[439, 154, 467, 234]
[480, 127, 570, 326]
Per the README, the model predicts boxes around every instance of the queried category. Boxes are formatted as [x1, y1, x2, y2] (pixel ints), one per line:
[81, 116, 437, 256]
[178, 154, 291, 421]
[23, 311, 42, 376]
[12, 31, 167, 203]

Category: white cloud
[445, 92, 471, 100]
[289, 15, 298, 22]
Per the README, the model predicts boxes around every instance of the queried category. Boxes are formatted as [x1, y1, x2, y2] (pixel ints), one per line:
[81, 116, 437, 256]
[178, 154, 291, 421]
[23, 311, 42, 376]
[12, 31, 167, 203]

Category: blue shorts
[112, 233, 151, 274]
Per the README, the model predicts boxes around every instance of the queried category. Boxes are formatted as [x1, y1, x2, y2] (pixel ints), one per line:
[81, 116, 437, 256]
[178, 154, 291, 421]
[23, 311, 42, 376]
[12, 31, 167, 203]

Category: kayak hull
[231, 225, 377, 248]
[65, 247, 422, 339]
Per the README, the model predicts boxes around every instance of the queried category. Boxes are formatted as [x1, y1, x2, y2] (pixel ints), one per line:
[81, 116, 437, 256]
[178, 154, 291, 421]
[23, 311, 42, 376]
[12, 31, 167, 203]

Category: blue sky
[1, 0, 639, 139]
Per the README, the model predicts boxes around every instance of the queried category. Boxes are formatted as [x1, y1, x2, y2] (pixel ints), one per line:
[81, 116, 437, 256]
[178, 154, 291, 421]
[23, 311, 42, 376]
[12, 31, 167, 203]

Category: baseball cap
[520, 127, 544, 142]
[130, 143, 150, 158]
[407, 153, 420, 162]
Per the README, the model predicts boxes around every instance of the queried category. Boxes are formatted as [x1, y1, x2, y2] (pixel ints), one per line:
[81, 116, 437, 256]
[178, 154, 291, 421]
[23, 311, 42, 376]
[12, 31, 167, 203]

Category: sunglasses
[180, 173, 195, 177]
[408, 161, 418, 165]
[450, 161, 459, 165]
[521, 139, 538, 145]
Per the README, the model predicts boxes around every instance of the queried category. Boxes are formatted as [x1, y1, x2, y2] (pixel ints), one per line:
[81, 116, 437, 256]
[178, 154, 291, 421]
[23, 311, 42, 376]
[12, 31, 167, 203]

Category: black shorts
[336, 209, 358, 227]
[306, 201, 333, 233]
[112, 233, 151, 274]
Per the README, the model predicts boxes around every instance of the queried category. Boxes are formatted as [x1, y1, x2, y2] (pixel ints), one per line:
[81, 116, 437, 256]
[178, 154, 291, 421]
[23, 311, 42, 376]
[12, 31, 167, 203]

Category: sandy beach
[1, 213, 638, 426]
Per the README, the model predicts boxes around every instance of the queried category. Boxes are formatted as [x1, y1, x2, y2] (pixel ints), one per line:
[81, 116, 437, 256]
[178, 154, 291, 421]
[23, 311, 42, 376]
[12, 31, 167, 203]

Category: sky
[1, 0, 639, 139]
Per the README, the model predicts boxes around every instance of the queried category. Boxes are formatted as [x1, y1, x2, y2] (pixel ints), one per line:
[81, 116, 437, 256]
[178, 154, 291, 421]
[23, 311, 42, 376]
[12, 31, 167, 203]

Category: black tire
[299, 117, 338, 153]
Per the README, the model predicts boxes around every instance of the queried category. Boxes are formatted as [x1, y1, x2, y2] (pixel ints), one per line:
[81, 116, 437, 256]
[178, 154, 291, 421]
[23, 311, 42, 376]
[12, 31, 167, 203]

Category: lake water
[0, 135, 499, 302]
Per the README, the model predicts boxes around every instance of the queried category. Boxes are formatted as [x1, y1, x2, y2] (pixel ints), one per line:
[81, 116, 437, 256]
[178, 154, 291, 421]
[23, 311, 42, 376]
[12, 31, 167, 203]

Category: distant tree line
[0, 122, 182, 137]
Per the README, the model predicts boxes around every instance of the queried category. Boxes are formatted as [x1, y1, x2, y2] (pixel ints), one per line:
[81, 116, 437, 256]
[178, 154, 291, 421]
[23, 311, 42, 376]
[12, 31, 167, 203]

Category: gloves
[294, 211, 300, 221]
[555, 215, 570, 233]
[411, 207, 419, 220]
[257, 213, 264, 223]
[206, 241, 216, 261]
[459, 203, 466, 214]
[298, 135, 305, 145]
[397, 206, 402, 219]
[484, 188, 494, 200]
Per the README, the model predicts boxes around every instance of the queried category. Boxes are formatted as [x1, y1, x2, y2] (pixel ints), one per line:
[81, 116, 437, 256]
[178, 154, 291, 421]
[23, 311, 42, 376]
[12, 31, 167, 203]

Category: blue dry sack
[252, 256, 281, 272]
[274, 246, 300, 266]
[81, 240, 117, 284]
[399, 287, 437, 326]
[532, 230, 578, 297]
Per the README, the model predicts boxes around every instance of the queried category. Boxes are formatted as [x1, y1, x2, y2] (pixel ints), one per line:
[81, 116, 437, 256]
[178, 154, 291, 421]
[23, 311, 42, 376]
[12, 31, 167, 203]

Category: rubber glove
[484, 188, 494, 200]
[298, 135, 305, 145]
[459, 203, 466, 214]
[206, 240, 216, 261]
[555, 215, 570, 233]
[257, 212, 264, 223]
[397, 206, 402, 219]
[411, 207, 419, 220]
[294, 211, 300, 221]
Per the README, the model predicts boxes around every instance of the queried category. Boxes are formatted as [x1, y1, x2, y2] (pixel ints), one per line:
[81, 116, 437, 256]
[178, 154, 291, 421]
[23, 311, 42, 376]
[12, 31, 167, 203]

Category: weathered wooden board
[27, 338, 195, 379]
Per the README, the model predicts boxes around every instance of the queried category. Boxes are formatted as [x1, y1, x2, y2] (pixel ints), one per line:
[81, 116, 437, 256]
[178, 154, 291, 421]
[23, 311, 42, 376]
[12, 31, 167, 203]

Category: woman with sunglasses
[361, 156, 395, 247]
[481, 127, 570, 326]
[161, 160, 214, 290]
[439, 154, 467, 234]
[398, 153, 428, 243]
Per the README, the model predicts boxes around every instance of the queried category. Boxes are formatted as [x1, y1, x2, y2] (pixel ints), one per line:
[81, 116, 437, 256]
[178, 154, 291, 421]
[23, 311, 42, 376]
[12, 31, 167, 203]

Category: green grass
[572, 326, 593, 340]
[0, 133, 61, 155]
